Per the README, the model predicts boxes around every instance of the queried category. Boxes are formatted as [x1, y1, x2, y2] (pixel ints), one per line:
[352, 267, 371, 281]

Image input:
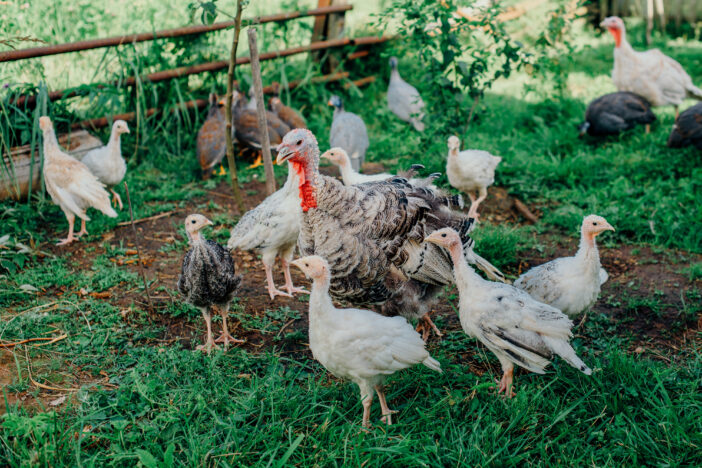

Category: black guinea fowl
[578, 92, 655, 137]
[667, 103, 702, 150]
[178, 214, 243, 353]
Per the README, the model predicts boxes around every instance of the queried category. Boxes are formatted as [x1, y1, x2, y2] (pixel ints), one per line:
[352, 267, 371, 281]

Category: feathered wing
[45, 156, 117, 219]
[197, 110, 226, 171]
[514, 259, 567, 305]
[329, 309, 441, 378]
[301, 175, 502, 312]
[177, 249, 194, 297]
[475, 286, 591, 375]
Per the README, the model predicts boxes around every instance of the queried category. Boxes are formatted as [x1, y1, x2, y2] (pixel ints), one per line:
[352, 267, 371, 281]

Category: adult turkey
[667, 103, 702, 150]
[578, 92, 656, 137]
[276, 128, 505, 339]
[600, 16, 702, 118]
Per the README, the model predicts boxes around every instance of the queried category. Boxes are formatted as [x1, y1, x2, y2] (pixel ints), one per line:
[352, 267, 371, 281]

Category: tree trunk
[247, 28, 277, 196]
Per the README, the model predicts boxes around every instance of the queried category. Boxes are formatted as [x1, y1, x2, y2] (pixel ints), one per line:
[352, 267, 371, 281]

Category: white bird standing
[387, 57, 426, 132]
[514, 215, 615, 318]
[600, 16, 702, 118]
[80, 120, 129, 209]
[39, 116, 117, 245]
[227, 162, 306, 300]
[425, 228, 592, 397]
[291, 255, 441, 428]
[446, 136, 501, 218]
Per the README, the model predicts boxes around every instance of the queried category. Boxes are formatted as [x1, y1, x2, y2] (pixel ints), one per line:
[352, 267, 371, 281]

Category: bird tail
[80, 179, 117, 218]
[422, 355, 442, 373]
[542, 336, 592, 375]
[687, 83, 702, 100]
[466, 249, 507, 283]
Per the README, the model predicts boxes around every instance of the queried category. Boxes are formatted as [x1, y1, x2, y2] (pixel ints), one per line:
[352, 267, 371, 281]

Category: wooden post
[310, 0, 346, 72]
[224, 0, 246, 213]
[247, 28, 277, 196]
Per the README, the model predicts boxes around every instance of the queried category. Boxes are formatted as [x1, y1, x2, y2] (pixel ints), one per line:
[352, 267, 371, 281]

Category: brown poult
[269, 96, 306, 129]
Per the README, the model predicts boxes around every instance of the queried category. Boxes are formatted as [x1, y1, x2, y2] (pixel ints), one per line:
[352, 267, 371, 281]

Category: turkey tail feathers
[687, 84, 702, 100]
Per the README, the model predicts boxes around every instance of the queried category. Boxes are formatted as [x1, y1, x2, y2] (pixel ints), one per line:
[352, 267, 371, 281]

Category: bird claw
[56, 236, 76, 246]
[247, 155, 264, 169]
[214, 332, 245, 346]
[268, 288, 293, 300]
[494, 377, 516, 398]
[196, 342, 219, 354]
[286, 286, 309, 296]
[416, 314, 443, 341]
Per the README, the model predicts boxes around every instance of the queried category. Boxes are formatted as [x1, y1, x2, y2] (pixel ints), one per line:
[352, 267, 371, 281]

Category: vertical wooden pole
[247, 28, 277, 196]
[225, 0, 246, 213]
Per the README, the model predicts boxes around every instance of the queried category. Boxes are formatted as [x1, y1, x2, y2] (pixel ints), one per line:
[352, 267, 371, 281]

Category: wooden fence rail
[0, 4, 353, 63]
[14, 35, 391, 107]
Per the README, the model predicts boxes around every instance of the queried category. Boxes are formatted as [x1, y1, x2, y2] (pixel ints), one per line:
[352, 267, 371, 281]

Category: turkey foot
[376, 386, 398, 426]
[196, 341, 219, 354]
[495, 368, 516, 398]
[57, 216, 77, 245]
[264, 263, 293, 300]
[111, 189, 123, 210]
[214, 330, 244, 346]
[216, 164, 227, 176]
[416, 313, 443, 341]
[247, 154, 264, 169]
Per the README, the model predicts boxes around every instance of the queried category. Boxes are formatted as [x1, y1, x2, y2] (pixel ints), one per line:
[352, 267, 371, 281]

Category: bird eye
[296, 140, 302, 146]
[593, 222, 598, 226]
[191, 220, 196, 224]
[304, 263, 308, 267]
[441, 233, 446, 237]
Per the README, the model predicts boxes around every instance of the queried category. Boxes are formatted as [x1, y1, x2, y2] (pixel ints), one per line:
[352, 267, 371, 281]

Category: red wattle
[291, 161, 317, 212]
[609, 28, 621, 47]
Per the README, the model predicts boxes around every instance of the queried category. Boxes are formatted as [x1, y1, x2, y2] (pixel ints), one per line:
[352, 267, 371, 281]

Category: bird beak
[603, 222, 615, 232]
[290, 259, 304, 271]
[206, 219, 214, 226]
[276, 145, 293, 165]
[327, 99, 333, 107]
[423, 235, 438, 245]
[125, 128, 131, 134]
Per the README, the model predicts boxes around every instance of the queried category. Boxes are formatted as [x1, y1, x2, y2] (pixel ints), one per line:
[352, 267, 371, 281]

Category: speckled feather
[178, 239, 241, 308]
[300, 174, 473, 320]
[668, 102, 702, 149]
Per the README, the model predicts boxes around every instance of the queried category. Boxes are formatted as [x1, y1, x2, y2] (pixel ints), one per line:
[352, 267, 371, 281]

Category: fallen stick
[513, 198, 539, 224]
[0, 334, 67, 348]
[116, 209, 176, 226]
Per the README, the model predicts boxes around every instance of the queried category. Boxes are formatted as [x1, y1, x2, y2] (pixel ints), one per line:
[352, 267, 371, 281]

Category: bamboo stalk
[224, 0, 246, 213]
[247, 28, 277, 196]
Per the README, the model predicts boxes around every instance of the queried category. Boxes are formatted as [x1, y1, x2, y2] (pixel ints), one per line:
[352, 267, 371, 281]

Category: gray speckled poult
[178, 214, 242, 353]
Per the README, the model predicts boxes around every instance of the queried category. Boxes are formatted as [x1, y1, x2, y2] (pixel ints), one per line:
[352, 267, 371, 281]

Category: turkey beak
[423, 234, 439, 246]
[602, 221, 615, 232]
[290, 259, 305, 272]
[205, 219, 214, 226]
[276, 145, 293, 165]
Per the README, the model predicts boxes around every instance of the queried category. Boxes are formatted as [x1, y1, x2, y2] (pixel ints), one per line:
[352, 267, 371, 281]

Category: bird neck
[390, 68, 400, 82]
[609, 27, 626, 49]
[282, 161, 300, 193]
[448, 243, 481, 289]
[336, 158, 355, 184]
[290, 149, 320, 212]
[109, 130, 122, 155]
[309, 276, 333, 317]
[187, 231, 205, 245]
[42, 128, 61, 160]
[576, 231, 600, 263]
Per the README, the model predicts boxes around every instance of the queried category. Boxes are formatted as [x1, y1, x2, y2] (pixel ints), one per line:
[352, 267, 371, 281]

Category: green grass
[1, 0, 702, 466]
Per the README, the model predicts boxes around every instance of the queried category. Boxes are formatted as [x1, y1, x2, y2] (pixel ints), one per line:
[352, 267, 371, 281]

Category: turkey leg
[214, 304, 245, 347]
[468, 187, 487, 218]
[416, 313, 443, 341]
[264, 262, 292, 300]
[360, 388, 374, 429]
[281, 259, 309, 295]
[375, 386, 398, 425]
[76, 218, 89, 238]
[196, 308, 218, 354]
[496, 366, 516, 398]
[57, 214, 77, 246]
